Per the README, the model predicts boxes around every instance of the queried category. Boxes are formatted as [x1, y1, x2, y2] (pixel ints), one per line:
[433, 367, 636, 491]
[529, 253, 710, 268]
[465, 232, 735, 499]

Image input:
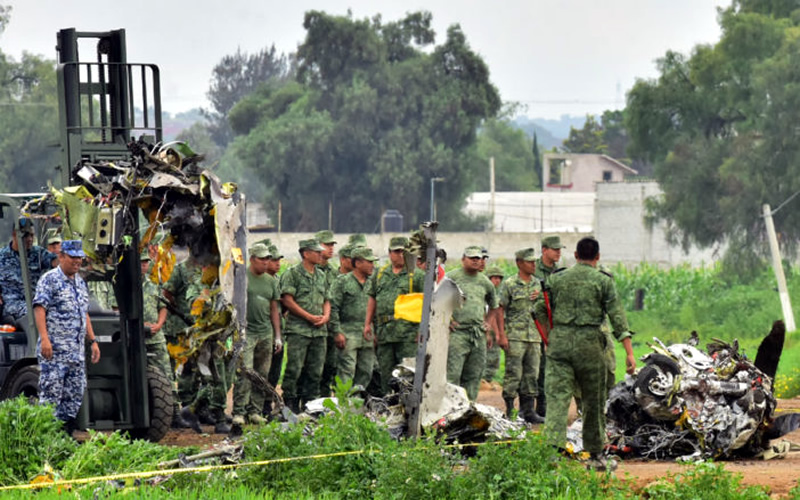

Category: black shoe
[171, 412, 193, 429]
[525, 412, 545, 425]
[180, 407, 203, 434]
[197, 406, 215, 426]
[214, 421, 231, 434]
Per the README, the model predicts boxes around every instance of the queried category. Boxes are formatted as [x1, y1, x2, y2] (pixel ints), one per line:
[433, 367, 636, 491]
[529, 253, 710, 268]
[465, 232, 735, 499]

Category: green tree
[626, 2, 800, 259]
[0, 8, 60, 192]
[228, 11, 500, 231]
[469, 117, 539, 192]
[532, 132, 543, 187]
[562, 114, 606, 154]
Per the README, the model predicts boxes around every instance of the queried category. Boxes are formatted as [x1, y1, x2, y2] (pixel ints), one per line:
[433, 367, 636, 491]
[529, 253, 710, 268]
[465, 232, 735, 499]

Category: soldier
[280, 239, 329, 412]
[482, 266, 505, 386]
[543, 237, 636, 470]
[141, 251, 189, 428]
[313, 230, 338, 397]
[498, 249, 545, 423]
[363, 236, 424, 396]
[348, 233, 368, 248]
[533, 235, 566, 419]
[446, 246, 506, 401]
[46, 232, 62, 255]
[338, 244, 355, 274]
[0, 218, 57, 324]
[232, 244, 282, 426]
[264, 244, 284, 414]
[329, 247, 377, 388]
[33, 240, 100, 435]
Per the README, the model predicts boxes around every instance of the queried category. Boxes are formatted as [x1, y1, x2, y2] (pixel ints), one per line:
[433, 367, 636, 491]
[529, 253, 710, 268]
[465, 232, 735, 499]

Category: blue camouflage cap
[62, 240, 85, 258]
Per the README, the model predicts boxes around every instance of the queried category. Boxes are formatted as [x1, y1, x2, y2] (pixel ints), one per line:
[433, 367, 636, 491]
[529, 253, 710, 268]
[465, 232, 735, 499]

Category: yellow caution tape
[0, 438, 532, 491]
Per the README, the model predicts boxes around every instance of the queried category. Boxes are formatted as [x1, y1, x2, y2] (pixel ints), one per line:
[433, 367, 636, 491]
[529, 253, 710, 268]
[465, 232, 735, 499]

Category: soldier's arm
[281, 293, 317, 324]
[602, 276, 635, 374]
[270, 300, 282, 352]
[34, 305, 51, 359]
[364, 296, 376, 341]
[328, 280, 344, 334]
[86, 313, 100, 364]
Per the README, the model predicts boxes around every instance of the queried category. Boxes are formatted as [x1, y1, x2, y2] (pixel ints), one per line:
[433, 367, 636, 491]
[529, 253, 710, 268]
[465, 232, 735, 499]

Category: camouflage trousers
[375, 340, 417, 396]
[573, 330, 616, 404]
[502, 340, 541, 400]
[180, 344, 229, 415]
[282, 334, 326, 401]
[337, 339, 376, 389]
[233, 333, 273, 417]
[318, 336, 337, 397]
[446, 325, 486, 401]
[146, 332, 179, 408]
[544, 325, 608, 454]
[39, 358, 86, 421]
[483, 339, 500, 382]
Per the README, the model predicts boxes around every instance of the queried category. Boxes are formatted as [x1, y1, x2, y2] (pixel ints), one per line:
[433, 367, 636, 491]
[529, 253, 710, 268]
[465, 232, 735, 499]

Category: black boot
[171, 405, 193, 429]
[504, 397, 516, 419]
[535, 394, 547, 419]
[212, 409, 231, 434]
[180, 407, 203, 434]
[62, 418, 78, 438]
[521, 395, 545, 424]
[284, 397, 301, 414]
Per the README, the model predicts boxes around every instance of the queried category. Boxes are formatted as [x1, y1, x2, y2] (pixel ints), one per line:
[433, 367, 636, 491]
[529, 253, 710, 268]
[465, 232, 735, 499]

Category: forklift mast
[56, 28, 162, 188]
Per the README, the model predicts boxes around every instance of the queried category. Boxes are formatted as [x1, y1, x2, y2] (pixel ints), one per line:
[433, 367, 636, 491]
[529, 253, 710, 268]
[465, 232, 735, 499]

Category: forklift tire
[634, 354, 680, 399]
[128, 366, 173, 442]
[1, 365, 40, 401]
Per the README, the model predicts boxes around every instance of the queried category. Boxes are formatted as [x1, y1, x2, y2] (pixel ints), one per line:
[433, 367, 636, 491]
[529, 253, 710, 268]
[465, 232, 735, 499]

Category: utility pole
[763, 203, 796, 332]
[490, 157, 496, 232]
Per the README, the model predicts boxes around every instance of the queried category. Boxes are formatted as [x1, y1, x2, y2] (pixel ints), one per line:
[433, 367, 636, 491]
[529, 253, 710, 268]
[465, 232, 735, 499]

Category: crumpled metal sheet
[604, 336, 795, 461]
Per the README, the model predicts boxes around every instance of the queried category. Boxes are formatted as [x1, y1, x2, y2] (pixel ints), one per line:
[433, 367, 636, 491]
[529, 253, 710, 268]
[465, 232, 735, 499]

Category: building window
[602, 170, 612, 182]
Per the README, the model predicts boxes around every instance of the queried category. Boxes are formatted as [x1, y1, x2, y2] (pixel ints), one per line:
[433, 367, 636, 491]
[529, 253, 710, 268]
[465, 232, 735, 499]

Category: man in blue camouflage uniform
[363, 236, 425, 396]
[498, 248, 544, 423]
[542, 237, 636, 470]
[33, 240, 100, 435]
[446, 246, 506, 401]
[280, 239, 329, 412]
[0, 218, 56, 324]
[329, 247, 377, 388]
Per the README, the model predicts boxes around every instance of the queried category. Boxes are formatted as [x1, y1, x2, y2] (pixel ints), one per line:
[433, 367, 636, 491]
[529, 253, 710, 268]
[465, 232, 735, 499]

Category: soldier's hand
[449, 320, 459, 332]
[530, 290, 540, 301]
[334, 333, 346, 350]
[363, 324, 373, 341]
[90, 342, 101, 364]
[486, 335, 493, 349]
[309, 314, 325, 327]
[626, 353, 636, 375]
[274, 337, 283, 353]
[497, 334, 509, 351]
[40, 337, 53, 360]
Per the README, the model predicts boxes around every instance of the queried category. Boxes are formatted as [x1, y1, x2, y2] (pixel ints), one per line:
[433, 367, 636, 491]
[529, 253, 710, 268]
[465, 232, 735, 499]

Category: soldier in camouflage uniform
[543, 237, 636, 467]
[0, 219, 56, 324]
[232, 244, 282, 425]
[280, 239, 329, 412]
[338, 244, 355, 274]
[483, 266, 504, 384]
[264, 244, 284, 413]
[446, 246, 506, 401]
[311, 230, 338, 397]
[33, 240, 100, 435]
[498, 249, 544, 423]
[329, 247, 377, 388]
[363, 236, 424, 396]
[141, 251, 189, 428]
[532, 235, 566, 419]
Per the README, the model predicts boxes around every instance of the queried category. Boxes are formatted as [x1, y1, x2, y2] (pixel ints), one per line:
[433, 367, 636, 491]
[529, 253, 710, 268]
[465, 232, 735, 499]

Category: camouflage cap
[254, 237, 272, 247]
[352, 247, 378, 262]
[486, 265, 504, 278]
[268, 245, 283, 259]
[62, 240, 85, 258]
[348, 233, 368, 248]
[339, 244, 354, 259]
[463, 245, 483, 258]
[314, 230, 337, 244]
[388, 236, 408, 250]
[46, 231, 63, 245]
[515, 247, 536, 261]
[542, 235, 566, 249]
[250, 243, 271, 259]
[140, 249, 151, 261]
[299, 239, 323, 252]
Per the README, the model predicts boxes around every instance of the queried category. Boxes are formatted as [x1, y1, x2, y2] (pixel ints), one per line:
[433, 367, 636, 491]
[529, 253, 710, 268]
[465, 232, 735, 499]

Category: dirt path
[157, 386, 800, 497]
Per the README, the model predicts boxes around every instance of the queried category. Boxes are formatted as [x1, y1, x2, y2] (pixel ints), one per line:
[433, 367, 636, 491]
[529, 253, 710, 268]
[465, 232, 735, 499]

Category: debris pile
[606, 336, 778, 460]
[48, 139, 245, 372]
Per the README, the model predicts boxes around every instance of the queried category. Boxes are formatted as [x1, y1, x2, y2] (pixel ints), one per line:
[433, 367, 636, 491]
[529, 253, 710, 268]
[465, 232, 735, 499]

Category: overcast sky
[2, 0, 729, 119]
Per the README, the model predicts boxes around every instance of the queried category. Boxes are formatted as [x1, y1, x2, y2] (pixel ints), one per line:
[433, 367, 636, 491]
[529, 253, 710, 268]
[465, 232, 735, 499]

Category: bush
[0, 396, 76, 486]
[61, 430, 181, 479]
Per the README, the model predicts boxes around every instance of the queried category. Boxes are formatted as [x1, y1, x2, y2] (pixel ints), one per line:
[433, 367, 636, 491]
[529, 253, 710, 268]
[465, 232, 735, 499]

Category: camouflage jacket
[280, 263, 328, 338]
[33, 266, 89, 362]
[162, 260, 202, 334]
[0, 243, 56, 320]
[365, 264, 424, 343]
[142, 277, 166, 346]
[546, 263, 630, 341]
[329, 272, 370, 348]
[498, 274, 541, 342]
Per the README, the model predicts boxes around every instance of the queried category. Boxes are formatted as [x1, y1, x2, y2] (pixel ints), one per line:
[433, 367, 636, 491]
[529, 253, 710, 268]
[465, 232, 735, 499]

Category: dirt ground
[151, 385, 800, 498]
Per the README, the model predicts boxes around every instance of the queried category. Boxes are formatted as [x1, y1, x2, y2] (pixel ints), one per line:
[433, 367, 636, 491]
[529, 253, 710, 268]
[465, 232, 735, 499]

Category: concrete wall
[464, 191, 594, 233]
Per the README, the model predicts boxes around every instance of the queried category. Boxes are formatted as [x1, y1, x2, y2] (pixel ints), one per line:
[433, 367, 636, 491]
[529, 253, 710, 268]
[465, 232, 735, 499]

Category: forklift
[0, 28, 172, 441]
